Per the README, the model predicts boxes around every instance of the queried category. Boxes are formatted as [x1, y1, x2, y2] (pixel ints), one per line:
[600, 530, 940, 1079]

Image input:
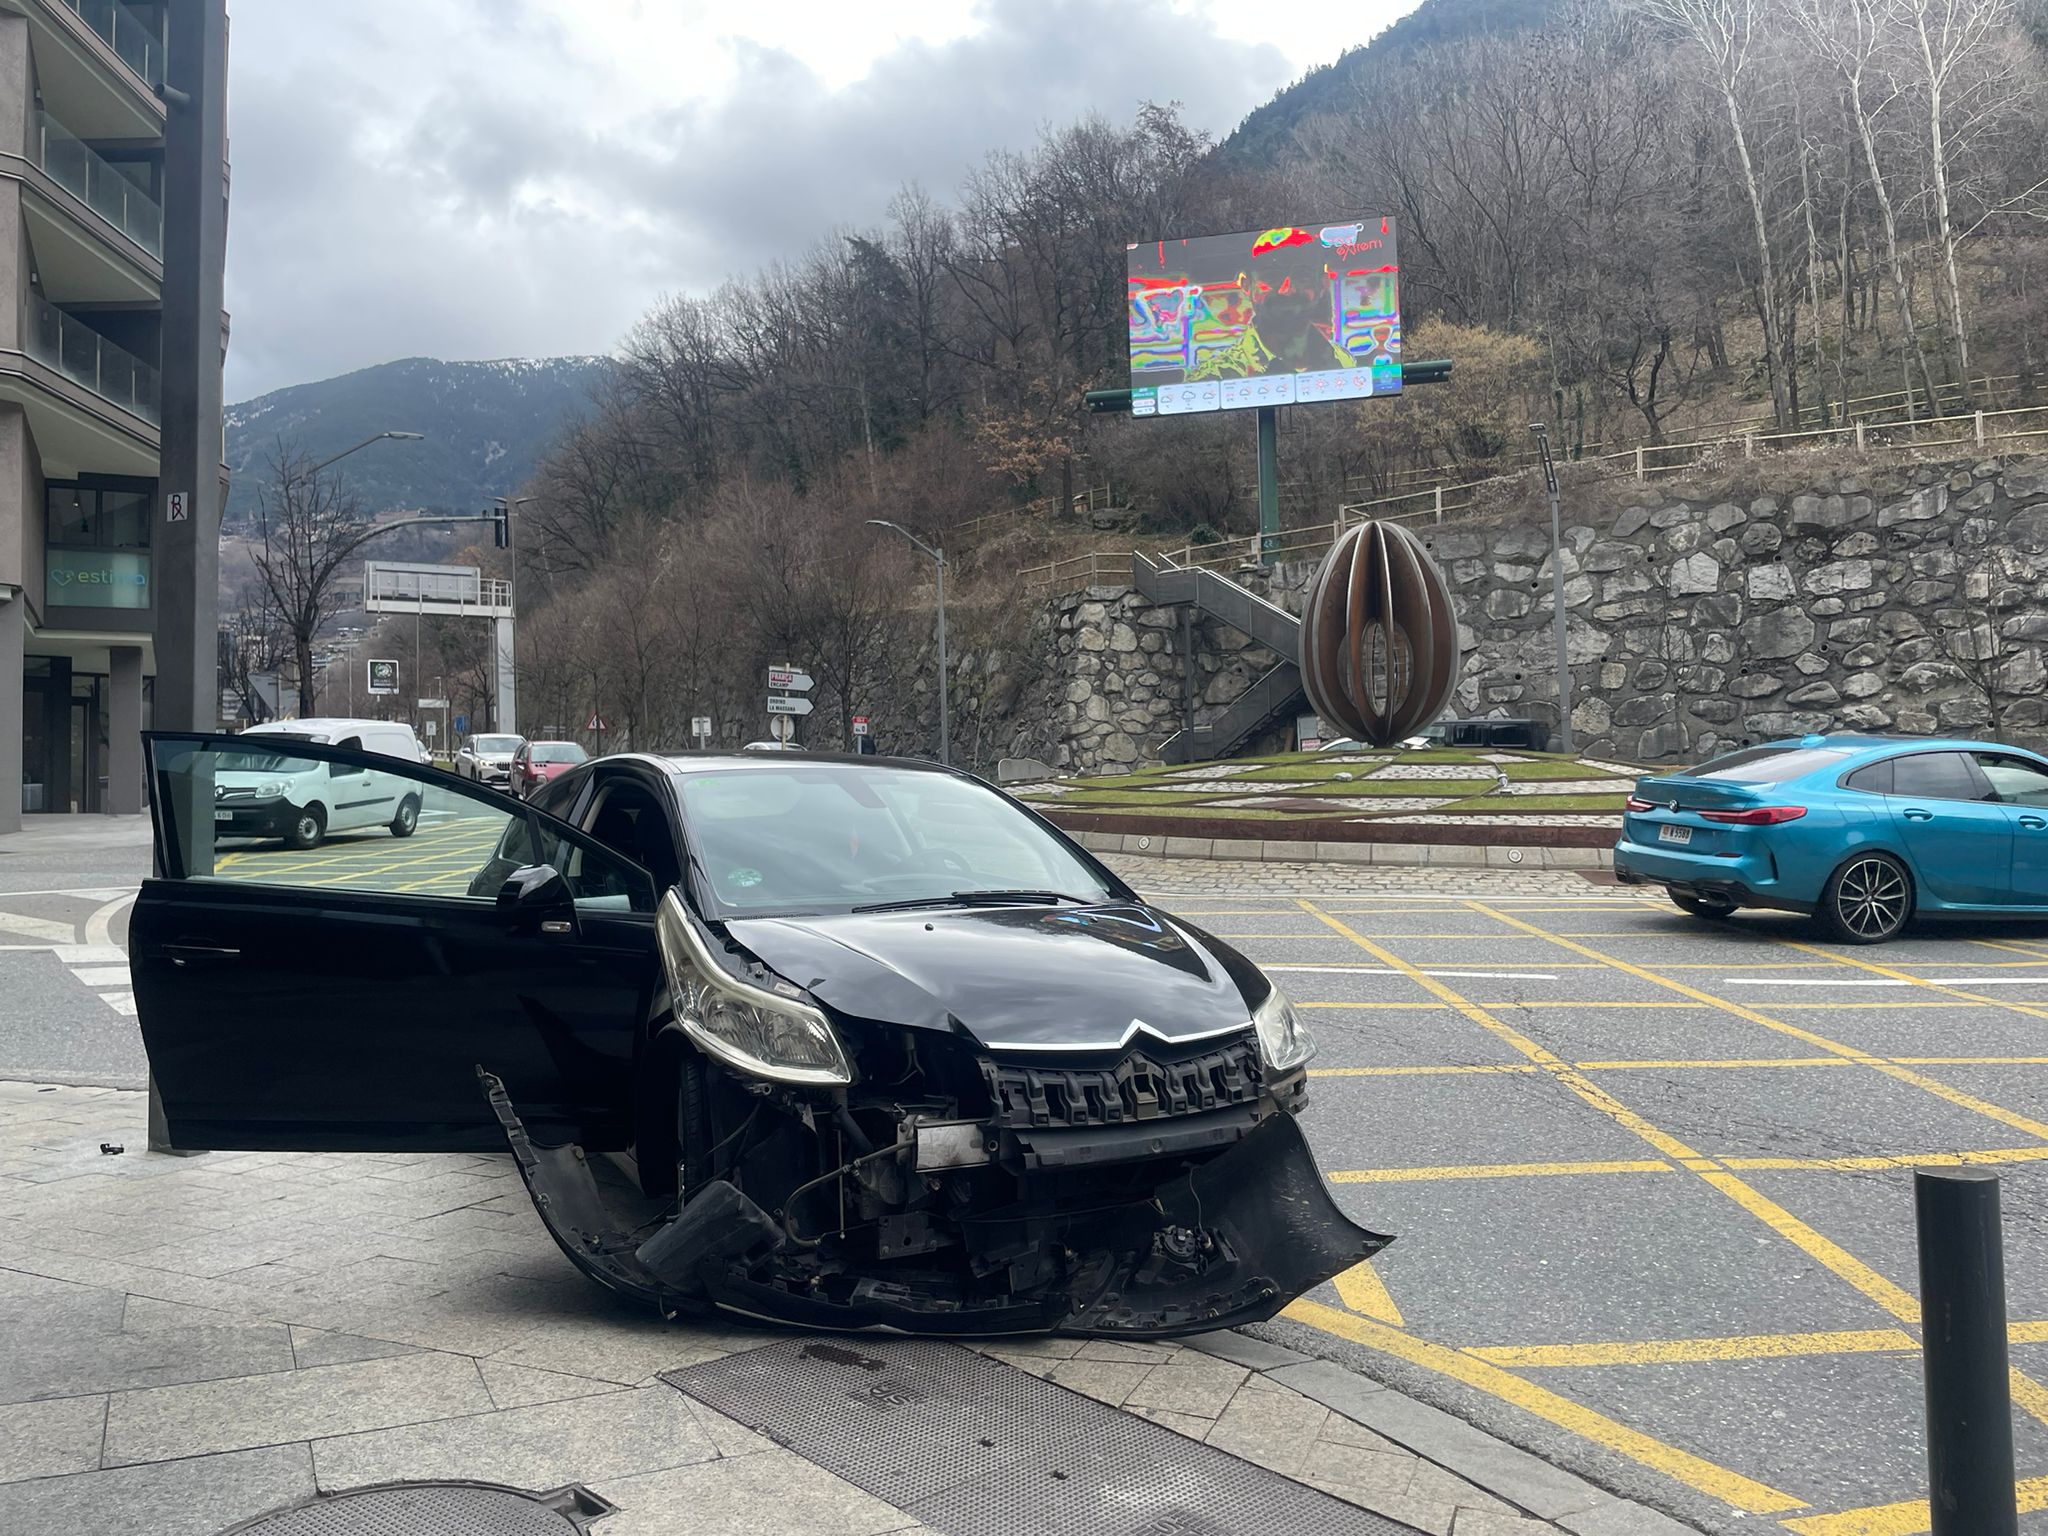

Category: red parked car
[510, 739, 588, 798]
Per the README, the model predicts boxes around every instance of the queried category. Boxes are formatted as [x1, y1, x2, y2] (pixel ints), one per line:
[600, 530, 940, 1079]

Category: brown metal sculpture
[1299, 520, 1461, 745]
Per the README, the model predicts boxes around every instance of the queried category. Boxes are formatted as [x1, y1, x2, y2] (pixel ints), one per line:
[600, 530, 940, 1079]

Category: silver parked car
[453, 733, 523, 788]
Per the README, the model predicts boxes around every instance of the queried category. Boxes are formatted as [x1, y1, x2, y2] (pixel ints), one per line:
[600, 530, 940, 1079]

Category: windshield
[472, 735, 520, 754]
[531, 743, 587, 764]
[215, 749, 309, 774]
[679, 764, 1117, 915]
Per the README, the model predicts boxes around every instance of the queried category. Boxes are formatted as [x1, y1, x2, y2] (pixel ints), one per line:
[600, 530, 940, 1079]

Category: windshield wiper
[851, 889, 1097, 914]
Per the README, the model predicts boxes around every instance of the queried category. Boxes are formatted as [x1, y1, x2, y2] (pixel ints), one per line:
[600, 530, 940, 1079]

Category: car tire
[1671, 890, 1737, 920]
[285, 805, 326, 851]
[1818, 852, 1913, 944]
[389, 795, 420, 838]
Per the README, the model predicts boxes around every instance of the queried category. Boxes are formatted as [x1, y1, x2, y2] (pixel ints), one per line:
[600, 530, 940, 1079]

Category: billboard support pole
[1257, 406, 1280, 565]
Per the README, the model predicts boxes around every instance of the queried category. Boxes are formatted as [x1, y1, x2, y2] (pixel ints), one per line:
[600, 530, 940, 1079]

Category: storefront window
[47, 488, 93, 545]
[46, 483, 153, 549]
[100, 490, 149, 548]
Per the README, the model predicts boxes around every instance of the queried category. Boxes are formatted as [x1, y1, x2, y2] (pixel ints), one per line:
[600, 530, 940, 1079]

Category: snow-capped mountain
[224, 355, 614, 524]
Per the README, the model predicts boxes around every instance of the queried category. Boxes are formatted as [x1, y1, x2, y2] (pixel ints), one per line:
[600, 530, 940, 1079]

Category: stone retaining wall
[1028, 454, 2048, 771]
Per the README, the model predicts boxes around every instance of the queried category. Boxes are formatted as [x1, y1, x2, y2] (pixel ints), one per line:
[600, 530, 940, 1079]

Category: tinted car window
[1974, 753, 2048, 807]
[1889, 751, 1986, 801]
[1843, 759, 1893, 795]
[1692, 747, 1850, 783]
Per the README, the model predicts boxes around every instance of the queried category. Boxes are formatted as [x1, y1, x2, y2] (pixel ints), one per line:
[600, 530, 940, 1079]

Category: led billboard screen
[1126, 218, 1400, 416]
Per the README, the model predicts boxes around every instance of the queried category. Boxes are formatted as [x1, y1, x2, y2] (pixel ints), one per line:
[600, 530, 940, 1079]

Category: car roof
[1729, 734, 2042, 763]
[632, 750, 960, 780]
[245, 718, 412, 736]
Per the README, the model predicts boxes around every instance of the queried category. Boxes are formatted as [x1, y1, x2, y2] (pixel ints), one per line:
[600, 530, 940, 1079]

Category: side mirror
[497, 863, 572, 934]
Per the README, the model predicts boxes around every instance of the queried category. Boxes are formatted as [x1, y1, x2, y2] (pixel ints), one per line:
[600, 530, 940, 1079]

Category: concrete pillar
[107, 645, 142, 814]
[0, 589, 20, 835]
[494, 614, 516, 736]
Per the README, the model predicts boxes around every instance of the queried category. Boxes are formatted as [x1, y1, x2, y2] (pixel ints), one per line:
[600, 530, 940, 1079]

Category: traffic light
[491, 498, 509, 549]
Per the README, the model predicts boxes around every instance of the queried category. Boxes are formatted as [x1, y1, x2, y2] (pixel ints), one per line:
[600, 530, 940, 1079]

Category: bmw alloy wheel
[1830, 855, 1910, 943]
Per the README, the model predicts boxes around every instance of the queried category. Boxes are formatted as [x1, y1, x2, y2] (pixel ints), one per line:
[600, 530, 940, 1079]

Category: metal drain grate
[664, 1338, 1424, 1536]
[216, 1481, 612, 1536]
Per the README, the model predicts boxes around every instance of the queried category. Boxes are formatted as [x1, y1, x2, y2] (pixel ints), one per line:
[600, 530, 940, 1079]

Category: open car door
[134, 732, 661, 1152]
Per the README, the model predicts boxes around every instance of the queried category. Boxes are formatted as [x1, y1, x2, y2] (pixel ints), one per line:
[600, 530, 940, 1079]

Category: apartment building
[0, 0, 226, 830]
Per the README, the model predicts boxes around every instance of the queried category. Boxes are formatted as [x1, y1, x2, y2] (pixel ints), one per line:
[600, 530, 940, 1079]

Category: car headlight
[258, 781, 285, 798]
[1252, 979, 1315, 1072]
[656, 889, 853, 1085]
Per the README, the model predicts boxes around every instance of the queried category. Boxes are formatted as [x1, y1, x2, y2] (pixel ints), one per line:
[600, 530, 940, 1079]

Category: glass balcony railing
[54, 0, 165, 88]
[38, 113, 162, 256]
[22, 294, 161, 424]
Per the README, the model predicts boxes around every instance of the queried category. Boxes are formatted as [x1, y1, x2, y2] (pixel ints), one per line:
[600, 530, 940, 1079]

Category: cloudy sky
[224, 0, 1424, 402]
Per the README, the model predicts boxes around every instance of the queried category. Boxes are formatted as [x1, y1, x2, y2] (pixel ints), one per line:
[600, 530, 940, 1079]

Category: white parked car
[454, 733, 523, 789]
[220, 719, 429, 849]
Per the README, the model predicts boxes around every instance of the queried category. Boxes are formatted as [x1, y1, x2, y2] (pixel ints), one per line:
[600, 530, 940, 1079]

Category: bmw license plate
[214, 809, 233, 823]
[1658, 823, 1692, 845]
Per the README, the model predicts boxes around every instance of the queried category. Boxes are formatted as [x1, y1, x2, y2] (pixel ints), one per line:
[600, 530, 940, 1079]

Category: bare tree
[250, 439, 390, 716]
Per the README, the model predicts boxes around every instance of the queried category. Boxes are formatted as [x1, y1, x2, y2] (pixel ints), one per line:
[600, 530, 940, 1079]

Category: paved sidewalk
[0, 1082, 1696, 1536]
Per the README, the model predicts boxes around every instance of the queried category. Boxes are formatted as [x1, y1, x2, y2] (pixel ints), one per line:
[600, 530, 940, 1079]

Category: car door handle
[2022, 816, 2048, 830]
[1902, 808, 1934, 821]
[161, 943, 240, 966]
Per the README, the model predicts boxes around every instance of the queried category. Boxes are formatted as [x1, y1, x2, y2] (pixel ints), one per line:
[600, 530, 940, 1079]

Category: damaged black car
[133, 735, 1386, 1336]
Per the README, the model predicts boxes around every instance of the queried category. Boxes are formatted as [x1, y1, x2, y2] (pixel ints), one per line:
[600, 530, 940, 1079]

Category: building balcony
[23, 292, 158, 424]
[38, 110, 160, 257]
[51, 0, 160, 88]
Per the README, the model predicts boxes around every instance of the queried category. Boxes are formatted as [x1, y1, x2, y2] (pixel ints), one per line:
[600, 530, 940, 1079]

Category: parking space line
[1720, 1145, 2048, 1173]
[1333, 1260, 1405, 1324]
[1726, 975, 2048, 988]
[1782, 1478, 2048, 1536]
[1311, 1064, 1539, 1078]
[1298, 1002, 1452, 1011]
[1575, 1056, 1849, 1070]
[1466, 1328, 1918, 1369]
[1466, 904, 2048, 1151]
[1773, 938, 2048, 1023]
[1281, 1299, 1805, 1515]
[1330, 1158, 1677, 1184]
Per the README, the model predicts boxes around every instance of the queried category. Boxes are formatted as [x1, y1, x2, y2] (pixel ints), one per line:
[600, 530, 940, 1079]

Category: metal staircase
[1130, 553, 1306, 764]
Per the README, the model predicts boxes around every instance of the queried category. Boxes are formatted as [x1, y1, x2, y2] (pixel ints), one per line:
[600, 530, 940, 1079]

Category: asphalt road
[1146, 882, 2048, 1536]
[10, 816, 2048, 1533]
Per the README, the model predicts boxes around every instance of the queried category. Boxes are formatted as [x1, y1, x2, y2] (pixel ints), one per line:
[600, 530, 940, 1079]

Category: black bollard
[1915, 1166, 2017, 1536]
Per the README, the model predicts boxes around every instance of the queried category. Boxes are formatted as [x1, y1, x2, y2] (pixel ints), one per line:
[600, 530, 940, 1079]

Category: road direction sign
[852, 715, 871, 737]
[766, 696, 813, 716]
[767, 667, 815, 692]
[691, 715, 712, 736]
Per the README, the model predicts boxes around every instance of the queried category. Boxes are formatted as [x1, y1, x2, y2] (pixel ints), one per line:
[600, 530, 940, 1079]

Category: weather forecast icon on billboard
[1126, 218, 1401, 417]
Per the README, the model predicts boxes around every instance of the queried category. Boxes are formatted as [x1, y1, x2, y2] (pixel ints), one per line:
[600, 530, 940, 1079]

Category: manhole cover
[217, 1481, 612, 1536]
[665, 1338, 1423, 1536]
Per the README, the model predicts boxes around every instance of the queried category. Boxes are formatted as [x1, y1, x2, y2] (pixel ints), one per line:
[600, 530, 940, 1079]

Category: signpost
[691, 715, 712, 749]
[766, 664, 813, 746]
[852, 715, 870, 737]
[367, 660, 398, 696]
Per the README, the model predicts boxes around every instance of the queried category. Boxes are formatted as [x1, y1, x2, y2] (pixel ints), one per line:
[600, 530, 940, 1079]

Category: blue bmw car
[1613, 734, 2048, 943]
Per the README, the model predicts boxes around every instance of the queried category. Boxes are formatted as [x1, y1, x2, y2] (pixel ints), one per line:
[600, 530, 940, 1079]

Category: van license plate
[1658, 824, 1692, 845]
[214, 810, 233, 823]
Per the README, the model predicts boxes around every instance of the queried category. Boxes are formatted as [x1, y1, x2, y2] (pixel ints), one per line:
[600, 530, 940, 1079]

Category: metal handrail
[37, 111, 162, 256]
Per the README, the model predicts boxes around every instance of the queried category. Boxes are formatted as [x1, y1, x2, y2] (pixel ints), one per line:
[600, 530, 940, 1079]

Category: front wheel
[1818, 853, 1912, 944]
[285, 805, 326, 851]
[389, 794, 420, 838]
[1670, 890, 1737, 920]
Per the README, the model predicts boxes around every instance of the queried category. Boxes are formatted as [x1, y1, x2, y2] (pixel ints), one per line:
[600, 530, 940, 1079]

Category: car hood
[721, 903, 1264, 1052]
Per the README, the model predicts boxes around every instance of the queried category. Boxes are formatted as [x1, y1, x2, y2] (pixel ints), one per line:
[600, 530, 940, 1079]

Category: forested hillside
[488, 0, 2048, 759]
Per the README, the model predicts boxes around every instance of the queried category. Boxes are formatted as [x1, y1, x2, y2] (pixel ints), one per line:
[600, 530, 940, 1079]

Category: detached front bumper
[484, 1071, 1387, 1338]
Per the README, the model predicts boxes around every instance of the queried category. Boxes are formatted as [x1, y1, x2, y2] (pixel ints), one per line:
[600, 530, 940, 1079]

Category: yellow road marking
[1721, 1146, 2048, 1173]
[1298, 1002, 1451, 1010]
[1469, 905, 2048, 1152]
[1576, 1056, 1849, 1071]
[1782, 1477, 2048, 1536]
[1330, 1158, 1676, 1184]
[1777, 937, 2048, 1022]
[1311, 1055, 2048, 1080]
[1467, 1328, 1917, 1369]
[1332, 1261, 1405, 1324]
[1282, 1300, 1804, 1515]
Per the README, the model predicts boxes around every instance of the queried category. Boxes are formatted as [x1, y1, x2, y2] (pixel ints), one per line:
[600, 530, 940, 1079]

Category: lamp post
[866, 519, 948, 766]
[309, 430, 425, 476]
[1529, 423, 1573, 753]
[492, 497, 529, 735]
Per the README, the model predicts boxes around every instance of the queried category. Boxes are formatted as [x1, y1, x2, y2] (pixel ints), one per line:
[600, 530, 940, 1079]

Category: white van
[218, 719, 431, 850]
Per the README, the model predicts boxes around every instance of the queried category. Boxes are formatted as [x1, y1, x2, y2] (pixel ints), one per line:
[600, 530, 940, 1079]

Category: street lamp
[1529, 423, 1573, 753]
[866, 519, 949, 766]
[492, 497, 530, 735]
[309, 430, 424, 476]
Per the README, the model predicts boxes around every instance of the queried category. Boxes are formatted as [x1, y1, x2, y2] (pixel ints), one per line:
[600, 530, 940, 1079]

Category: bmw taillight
[1625, 796, 1654, 812]
[1698, 806, 1807, 825]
